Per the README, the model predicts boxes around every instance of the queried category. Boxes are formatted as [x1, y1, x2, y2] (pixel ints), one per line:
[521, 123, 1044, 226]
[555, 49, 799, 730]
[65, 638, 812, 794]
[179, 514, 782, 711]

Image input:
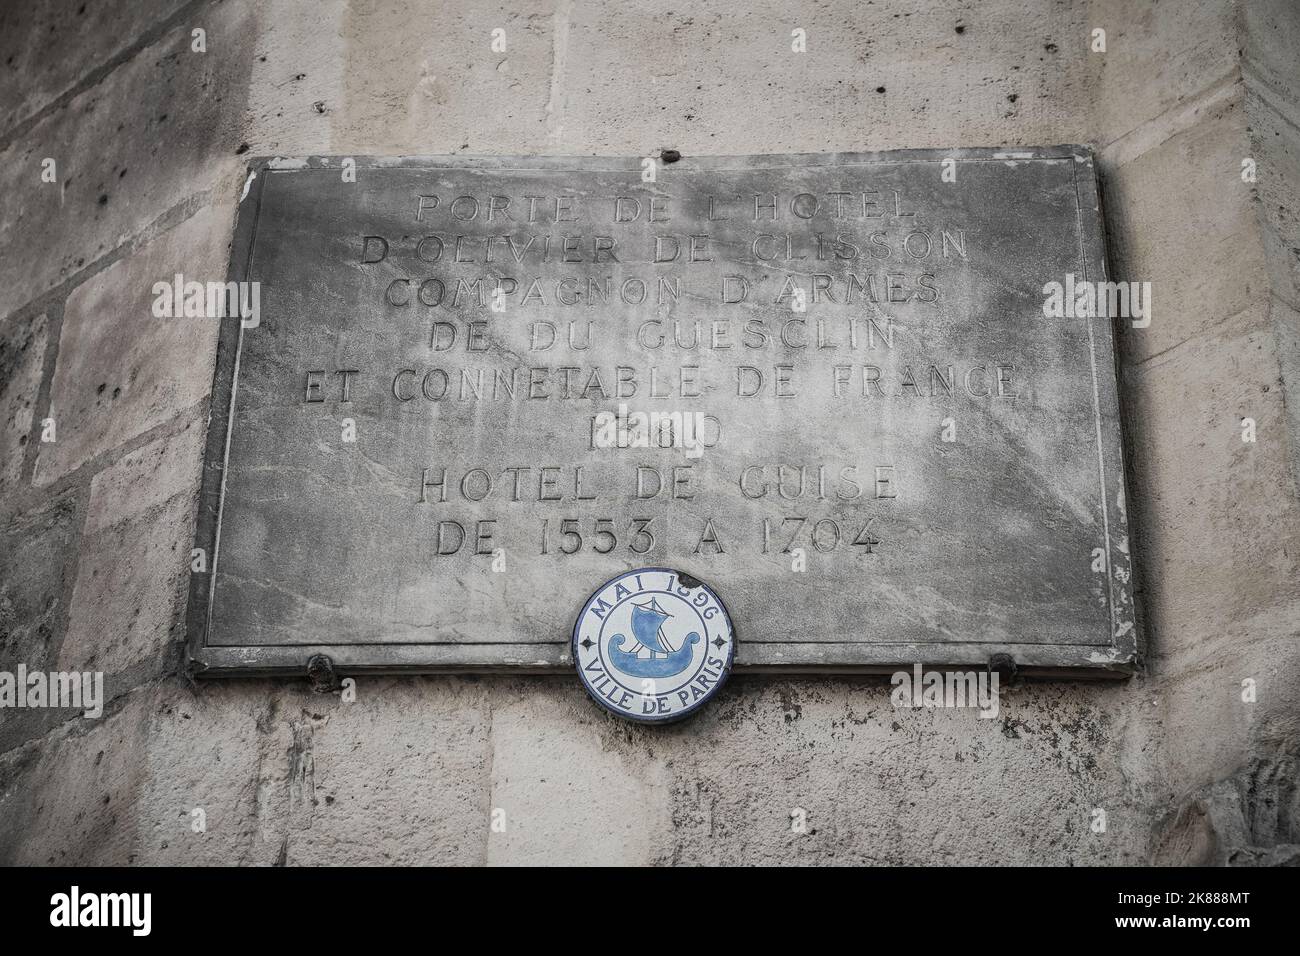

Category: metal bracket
[988, 652, 1018, 683]
[306, 654, 340, 693]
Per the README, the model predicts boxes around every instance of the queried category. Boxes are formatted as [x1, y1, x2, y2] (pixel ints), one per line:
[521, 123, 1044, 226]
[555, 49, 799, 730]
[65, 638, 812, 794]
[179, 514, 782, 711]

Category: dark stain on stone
[1001, 716, 1027, 739]
[777, 686, 802, 723]
[254, 698, 280, 734]
[674, 569, 701, 587]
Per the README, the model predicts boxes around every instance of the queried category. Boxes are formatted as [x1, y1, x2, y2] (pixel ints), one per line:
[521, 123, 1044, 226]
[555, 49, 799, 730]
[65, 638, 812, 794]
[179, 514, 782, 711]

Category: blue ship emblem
[608, 598, 701, 678]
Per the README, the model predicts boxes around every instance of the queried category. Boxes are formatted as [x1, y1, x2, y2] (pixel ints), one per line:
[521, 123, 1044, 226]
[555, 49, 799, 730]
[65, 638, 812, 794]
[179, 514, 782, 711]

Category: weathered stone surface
[82, 417, 207, 536]
[195, 150, 1133, 676]
[0, 311, 46, 496]
[0, 0, 190, 135]
[279, 678, 492, 865]
[133, 681, 284, 866]
[1247, 89, 1300, 310]
[1, 670, 1166, 866]
[57, 418, 207, 682]
[242, 0, 352, 155]
[1154, 771, 1300, 867]
[0, 491, 79, 678]
[1243, 0, 1300, 117]
[231, 0, 601, 158]
[1270, 296, 1300, 482]
[1122, 316, 1300, 664]
[0, 686, 148, 865]
[334, 0, 556, 154]
[133, 678, 492, 865]
[0, 0, 254, 319]
[488, 686, 670, 864]
[481, 676, 1157, 865]
[555, 1, 1095, 154]
[1091, 0, 1240, 147]
[243, 0, 1097, 158]
[1153, 633, 1300, 865]
[1102, 94, 1271, 366]
[1157, 628, 1300, 792]
[35, 206, 230, 485]
[58, 494, 195, 681]
[0, 490, 82, 752]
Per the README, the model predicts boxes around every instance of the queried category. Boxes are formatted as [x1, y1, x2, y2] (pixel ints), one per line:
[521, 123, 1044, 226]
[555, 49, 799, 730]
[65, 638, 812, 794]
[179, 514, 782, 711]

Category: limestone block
[0, 0, 254, 318]
[556, 0, 1095, 154]
[0, 0, 190, 134]
[1122, 315, 1300, 664]
[35, 206, 230, 485]
[0, 312, 46, 496]
[488, 682, 670, 865]
[1091, 0, 1240, 144]
[1102, 94, 1270, 366]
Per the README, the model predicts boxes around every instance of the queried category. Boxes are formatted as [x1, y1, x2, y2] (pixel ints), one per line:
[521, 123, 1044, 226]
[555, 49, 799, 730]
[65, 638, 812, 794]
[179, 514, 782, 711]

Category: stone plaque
[188, 149, 1136, 678]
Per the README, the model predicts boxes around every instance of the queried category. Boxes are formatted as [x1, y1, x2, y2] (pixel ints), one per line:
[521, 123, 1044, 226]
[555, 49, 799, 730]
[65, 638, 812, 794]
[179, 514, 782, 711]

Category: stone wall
[0, 0, 1295, 865]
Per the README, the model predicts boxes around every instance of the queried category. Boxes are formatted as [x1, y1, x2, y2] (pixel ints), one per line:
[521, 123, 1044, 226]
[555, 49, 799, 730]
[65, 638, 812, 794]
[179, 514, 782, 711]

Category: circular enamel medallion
[572, 568, 735, 723]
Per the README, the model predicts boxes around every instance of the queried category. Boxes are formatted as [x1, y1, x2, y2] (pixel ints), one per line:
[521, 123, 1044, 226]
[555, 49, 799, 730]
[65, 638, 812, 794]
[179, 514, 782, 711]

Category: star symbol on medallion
[712, 636, 727, 649]
[580, 637, 595, 650]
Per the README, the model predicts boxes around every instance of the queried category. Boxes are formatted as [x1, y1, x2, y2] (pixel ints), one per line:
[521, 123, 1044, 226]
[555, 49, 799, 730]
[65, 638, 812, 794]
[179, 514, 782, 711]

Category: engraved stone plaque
[189, 149, 1136, 677]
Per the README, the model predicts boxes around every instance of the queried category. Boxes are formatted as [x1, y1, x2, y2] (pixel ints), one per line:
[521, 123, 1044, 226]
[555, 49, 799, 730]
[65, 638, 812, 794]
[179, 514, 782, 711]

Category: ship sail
[630, 600, 675, 655]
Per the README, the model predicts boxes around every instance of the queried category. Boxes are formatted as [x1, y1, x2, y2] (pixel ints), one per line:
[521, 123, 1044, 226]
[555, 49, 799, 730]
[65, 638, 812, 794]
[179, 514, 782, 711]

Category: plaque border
[187, 147, 1139, 679]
